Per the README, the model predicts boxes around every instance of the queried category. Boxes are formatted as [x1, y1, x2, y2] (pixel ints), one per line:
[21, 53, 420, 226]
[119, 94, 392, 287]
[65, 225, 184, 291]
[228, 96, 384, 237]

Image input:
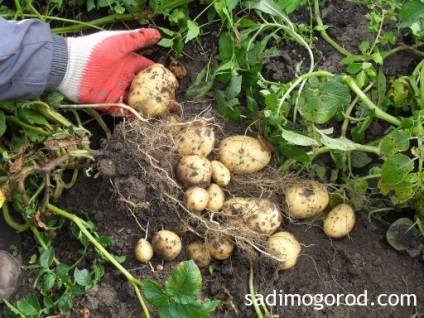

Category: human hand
[58, 28, 161, 116]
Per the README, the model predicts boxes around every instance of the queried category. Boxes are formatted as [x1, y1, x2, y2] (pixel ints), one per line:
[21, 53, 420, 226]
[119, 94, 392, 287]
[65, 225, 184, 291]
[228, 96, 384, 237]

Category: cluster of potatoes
[284, 181, 356, 239]
[128, 64, 356, 270]
[133, 120, 357, 270]
[172, 120, 307, 270]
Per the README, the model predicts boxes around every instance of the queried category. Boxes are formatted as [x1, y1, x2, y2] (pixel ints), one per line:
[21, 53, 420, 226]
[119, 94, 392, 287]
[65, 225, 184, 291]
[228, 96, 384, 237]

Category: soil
[3, 0, 424, 317]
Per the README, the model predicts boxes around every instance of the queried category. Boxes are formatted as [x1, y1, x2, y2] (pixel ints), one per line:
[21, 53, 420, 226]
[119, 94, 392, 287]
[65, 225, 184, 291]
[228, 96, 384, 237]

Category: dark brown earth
[3, 0, 424, 317]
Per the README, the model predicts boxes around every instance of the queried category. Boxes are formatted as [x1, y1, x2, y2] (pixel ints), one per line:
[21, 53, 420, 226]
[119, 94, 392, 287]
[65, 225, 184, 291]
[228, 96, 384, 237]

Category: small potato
[151, 230, 182, 261]
[206, 183, 225, 211]
[217, 135, 271, 173]
[177, 122, 215, 157]
[134, 238, 154, 263]
[323, 204, 356, 238]
[221, 197, 282, 235]
[284, 181, 329, 219]
[187, 241, 211, 268]
[176, 155, 212, 188]
[128, 64, 178, 118]
[184, 187, 210, 212]
[210, 160, 231, 187]
[207, 234, 235, 260]
[267, 231, 301, 270]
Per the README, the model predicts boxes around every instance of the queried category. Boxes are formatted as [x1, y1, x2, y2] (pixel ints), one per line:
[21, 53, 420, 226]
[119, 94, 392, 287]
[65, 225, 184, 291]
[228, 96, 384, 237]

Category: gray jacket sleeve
[0, 17, 68, 100]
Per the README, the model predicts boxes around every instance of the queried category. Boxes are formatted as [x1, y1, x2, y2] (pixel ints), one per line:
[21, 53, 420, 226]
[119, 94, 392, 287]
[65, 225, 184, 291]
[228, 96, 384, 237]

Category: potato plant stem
[2, 202, 30, 232]
[249, 260, 263, 318]
[342, 75, 402, 127]
[313, 0, 351, 57]
[46, 203, 151, 318]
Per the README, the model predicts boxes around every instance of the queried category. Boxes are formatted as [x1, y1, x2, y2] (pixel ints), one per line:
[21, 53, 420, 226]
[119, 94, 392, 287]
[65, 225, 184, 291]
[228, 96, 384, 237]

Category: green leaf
[226, 75, 242, 99]
[159, 299, 220, 318]
[277, 144, 310, 162]
[122, 0, 143, 13]
[0, 110, 6, 137]
[225, 0, 238, 12]
[350, 151, 372, 168]
[97, 235, 113, 246]
[351, 178, 369, 195]
[74, 268, 92, 287]
[165, 260, 202, 303]
[39, 246, 54, 268]
[242, 0, 285, 19]
[379, 180, 416, 203]
[379, 130, 411, 157]
[144, 279, 170, 308]
[279, 0, 306, 14]
[185, 20, 200, 43]
[381, 153, 414, 186]
[16, 294, 41, 316]
[86, 0, 95, 11]
[298, 79, 351, 124]
[398, 0, 424, 36]
[314, 128, 368, 151]
[158, 38, 175, 48]
[57, 293, 73, 313]
[280, 128, 319, 146]
[386, 218, 416, 251]
[42, 272, 56, 291]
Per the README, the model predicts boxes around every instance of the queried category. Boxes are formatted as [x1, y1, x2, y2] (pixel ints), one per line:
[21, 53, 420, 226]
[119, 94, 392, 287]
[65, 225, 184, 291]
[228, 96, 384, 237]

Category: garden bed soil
[4, 0, 424, 317]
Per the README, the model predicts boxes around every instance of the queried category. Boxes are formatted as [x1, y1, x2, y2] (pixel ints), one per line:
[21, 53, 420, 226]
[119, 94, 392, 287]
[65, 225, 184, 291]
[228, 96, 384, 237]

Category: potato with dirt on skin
[184, 186, 210, 212]
[323, 203, 356, 238]
[151, 230, 182, 261]
[187, 241, 211, 268]
[206, 183, 225, 211]
[134, 238, 154, 263]
[127, 63, 178, 118]
[207, 234, 235, 260]
[176, 155, 212, 188]
[217, 135, 271, 174]
[176, 122, 215, 157]
[284, 181, 329, 219]
[221, 197, 282, 235]
[210, 160, 231, 187]
[267, 231, 301, 270]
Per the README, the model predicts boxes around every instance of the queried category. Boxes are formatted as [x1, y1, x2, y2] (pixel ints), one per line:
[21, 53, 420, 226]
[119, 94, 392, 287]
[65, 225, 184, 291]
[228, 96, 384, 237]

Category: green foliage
[144, 260, 220, 318]
[398, 0, 424, 38]
[184, 0, 424, 244]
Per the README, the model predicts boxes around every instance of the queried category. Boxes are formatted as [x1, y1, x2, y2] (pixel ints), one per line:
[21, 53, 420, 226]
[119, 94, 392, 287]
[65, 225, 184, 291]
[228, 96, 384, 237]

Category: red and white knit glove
[58, 28, 160, 116]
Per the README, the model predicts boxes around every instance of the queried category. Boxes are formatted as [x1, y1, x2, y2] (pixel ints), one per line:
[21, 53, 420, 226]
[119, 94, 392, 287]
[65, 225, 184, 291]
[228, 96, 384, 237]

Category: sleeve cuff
[45, 34, 68, 92]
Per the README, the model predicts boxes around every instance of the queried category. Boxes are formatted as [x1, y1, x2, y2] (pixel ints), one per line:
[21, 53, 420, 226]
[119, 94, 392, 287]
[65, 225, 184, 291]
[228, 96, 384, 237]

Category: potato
[207, 234, 235, 260]
[210, 160, 231, 187]
[176, 155, 212, 188]
[217, 135, 271, 173]
[206, 183, 225, 211]
[187, 241, 211, 268]
[134, 238, 154, 263]
[323, 204, 356, 238]
[184, 186, 209, 212]
[221, 197, 282, 235]
[151, 230, 182, 261]
[0, 250, 20, 299]
[127, 63, 178, 117]
[177, 122, 215, 157]
[267, 231, 301, 270]
[284, 181, 329, 219]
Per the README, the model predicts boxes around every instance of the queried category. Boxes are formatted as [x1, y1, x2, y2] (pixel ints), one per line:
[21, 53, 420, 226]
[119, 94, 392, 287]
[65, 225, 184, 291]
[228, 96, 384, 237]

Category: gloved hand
[58, 28, 161, 116]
